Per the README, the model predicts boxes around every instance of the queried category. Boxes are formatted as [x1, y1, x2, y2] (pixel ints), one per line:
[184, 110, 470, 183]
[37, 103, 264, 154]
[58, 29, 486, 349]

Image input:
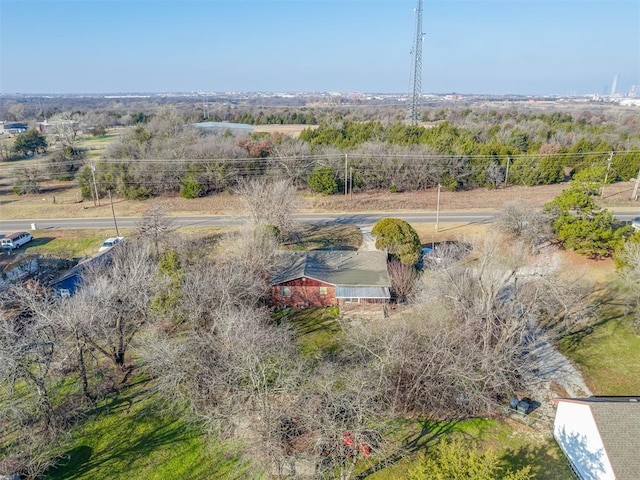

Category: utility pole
[435, 183, 441, 232]
[632, 168, 640, 201]
[109, 190, 120, 237]
[601, 151, 614, 198]
[344, 154, 348, 199]
[90, 161, 100, 207]
[504, 156, 511, 186]
[350, 167, 354, 199]
[407, 0, 424, 124]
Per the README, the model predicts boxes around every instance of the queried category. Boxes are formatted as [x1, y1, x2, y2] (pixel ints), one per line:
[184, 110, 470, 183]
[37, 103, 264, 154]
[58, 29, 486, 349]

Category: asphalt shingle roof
[559, 397, 640, 480]
[270, 250, 391, 288]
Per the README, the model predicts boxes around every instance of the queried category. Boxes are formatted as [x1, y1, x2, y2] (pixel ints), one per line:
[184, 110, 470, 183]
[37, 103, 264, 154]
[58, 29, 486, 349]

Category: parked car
[99, 236, 125, 252]
[632, 217, 640, 231]
[1, 231, 34, 250]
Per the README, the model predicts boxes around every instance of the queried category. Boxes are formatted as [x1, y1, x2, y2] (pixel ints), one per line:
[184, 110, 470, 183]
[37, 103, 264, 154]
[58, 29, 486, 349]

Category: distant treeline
[8, 104, 640, 199]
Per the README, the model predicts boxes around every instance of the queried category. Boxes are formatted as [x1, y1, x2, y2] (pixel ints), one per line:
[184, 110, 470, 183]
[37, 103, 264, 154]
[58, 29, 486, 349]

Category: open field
[252, 124, 313, 136]
[1, 180, 639, 222]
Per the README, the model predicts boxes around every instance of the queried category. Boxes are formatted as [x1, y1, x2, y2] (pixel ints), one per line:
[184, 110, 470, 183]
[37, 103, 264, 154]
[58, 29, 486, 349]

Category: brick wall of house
[271, 277, 336, 307]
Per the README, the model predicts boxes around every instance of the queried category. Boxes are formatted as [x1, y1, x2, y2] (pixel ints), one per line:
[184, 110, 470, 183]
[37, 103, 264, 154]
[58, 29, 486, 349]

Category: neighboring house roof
[2, 122, 28, 132]
[49, 248, 113, 296]
[553, 397, 640, 480]
[270, 250, 391, 289]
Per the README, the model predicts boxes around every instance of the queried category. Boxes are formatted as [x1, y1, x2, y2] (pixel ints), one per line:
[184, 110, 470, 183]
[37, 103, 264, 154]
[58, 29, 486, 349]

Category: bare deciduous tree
[270, 141, 315, 187]
[12, 165, 45, 194]
[299, 363, 391, 480]
[136, 204, 176, 257]
[45, 112, 84, 146]
[140, 305, 303, 477]
[388, 259, 419, 302]
[345, 234, 595, 419]
[0, 284, 58, 427]
[236, 177, 298, 236]
[76, 242, 158, 371]
[497, 201, 553, 249]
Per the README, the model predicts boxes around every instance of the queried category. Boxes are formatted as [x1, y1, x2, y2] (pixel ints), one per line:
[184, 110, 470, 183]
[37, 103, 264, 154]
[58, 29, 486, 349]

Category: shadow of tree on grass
[354, 418, 458, 479]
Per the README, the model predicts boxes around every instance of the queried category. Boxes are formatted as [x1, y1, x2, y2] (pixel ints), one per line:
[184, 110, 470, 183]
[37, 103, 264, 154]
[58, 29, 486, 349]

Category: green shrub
[372, 217, 421, 264]
[180, 174, 204, 199]
[308, 166, 339, 195]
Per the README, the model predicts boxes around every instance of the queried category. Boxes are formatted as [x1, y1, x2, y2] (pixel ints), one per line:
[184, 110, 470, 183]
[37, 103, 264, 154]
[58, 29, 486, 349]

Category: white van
[1, 232, 34, 250]
[98, 236, 125, 252]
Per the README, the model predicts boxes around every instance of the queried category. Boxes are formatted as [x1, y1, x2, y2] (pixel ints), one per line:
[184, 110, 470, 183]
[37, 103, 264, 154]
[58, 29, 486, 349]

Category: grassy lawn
[43, 377, 252, 480]
[365, 418, 571, 480]
[75, 131, 121, 160]
[286, 224, 362, 251]
[560, 316, 640, 395]
[273, 306, 342, 357]
[24, 229, 131, 259]
[2, 227, 227, 266]
[557, 278, 640, 395]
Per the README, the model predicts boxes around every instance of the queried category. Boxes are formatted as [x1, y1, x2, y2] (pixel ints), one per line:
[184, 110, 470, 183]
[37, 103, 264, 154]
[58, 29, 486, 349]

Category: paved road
[0, 211, 498, 233]
[1, 210, 639, 234]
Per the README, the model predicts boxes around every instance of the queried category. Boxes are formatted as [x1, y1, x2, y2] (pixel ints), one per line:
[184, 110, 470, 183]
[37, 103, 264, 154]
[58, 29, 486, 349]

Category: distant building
[190, 121, 253, 134]
[619, 98, 640, 107]
[35, 119, 77, 133]
[270, 250, 391, 308]
[553, 396, 640, 480]
[1, 122, 28, 134]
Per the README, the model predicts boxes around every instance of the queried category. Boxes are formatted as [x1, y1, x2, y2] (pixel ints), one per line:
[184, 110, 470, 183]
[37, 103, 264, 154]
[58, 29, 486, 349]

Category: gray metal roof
[270, 250, 391, 288]
[335, 286, 390, 299]
[191, 121, 253, 131]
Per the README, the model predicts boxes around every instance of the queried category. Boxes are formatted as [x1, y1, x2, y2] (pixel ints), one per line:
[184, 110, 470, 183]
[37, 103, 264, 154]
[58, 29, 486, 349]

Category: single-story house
[49, 248, 113, 297]
[270, 250, 391, 308]
[1, 122, 28, 134]
[36, 119, 77, 133]
[553, 396, 640, 480]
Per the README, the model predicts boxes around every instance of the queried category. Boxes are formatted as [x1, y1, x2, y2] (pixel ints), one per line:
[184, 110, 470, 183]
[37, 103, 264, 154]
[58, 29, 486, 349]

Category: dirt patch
[549, 380, 570, 398]
[252, 124, 313, 136]
[556, 249, 616, 284]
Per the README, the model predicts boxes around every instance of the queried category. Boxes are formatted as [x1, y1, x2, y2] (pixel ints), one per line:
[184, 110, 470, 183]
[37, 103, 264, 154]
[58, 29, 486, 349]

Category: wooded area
[3, 101, 640, 201]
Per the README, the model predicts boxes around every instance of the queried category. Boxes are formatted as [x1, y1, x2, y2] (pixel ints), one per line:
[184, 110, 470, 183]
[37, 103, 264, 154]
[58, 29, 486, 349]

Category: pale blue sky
[1, 0, 638, 95]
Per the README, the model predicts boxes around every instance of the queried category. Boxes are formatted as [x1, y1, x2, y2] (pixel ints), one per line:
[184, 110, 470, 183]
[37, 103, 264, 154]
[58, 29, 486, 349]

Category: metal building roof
[335, 286, 390, 299]
[191, 121, 254, 131]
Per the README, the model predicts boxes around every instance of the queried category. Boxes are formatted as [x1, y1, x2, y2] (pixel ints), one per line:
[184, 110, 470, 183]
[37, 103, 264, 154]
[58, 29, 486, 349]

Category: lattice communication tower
[408, 0, 424, 124]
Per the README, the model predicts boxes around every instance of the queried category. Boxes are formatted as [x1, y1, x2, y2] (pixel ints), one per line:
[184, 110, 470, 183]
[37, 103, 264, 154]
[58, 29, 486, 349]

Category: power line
[1, 149, 635, 176]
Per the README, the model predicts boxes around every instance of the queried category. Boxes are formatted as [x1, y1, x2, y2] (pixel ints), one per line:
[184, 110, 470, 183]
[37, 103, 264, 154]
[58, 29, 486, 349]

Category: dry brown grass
[252, 124, 315, 137]
[3, 180, 637, 222]
[412, 221, 617, 287]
